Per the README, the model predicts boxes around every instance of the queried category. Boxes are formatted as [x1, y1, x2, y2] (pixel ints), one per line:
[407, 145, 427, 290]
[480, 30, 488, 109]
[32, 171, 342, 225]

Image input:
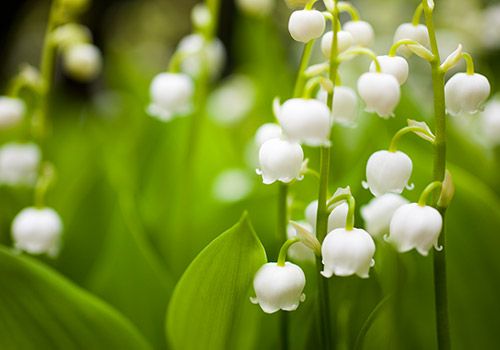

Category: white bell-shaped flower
[287, 222, 315, 262]
[343, 20, 375, 47]
[236, 0, 274, 16]
[369, 55, 409, 85]
[62, 43, 102, 82]
[288, 10, 326, 43]
[177, 34, 226, 79]
[251, 262, 306, 313]
[304, 200, 348, 231]
[321, 228, 376, 278]
[317, 87, 358, 126]
[255, 123, 282, 147]
[0, 143, 41, 187]
[147, 73, 194, 121]
[0, 97, 25, 129]
[257, 138, 304, 184]
[275, 98, 331, 146]
[393, 23, 430, 56]
[389, 203, 443, 256]
[361, 193, 409, 238]
[365, 150, 413, 197]
[11, 207, 63, 257]
[357, 72, 400, 118]
[481, 100, 500, 146]
[320, 30, 353, 58]
[305, 200, 319, 228]
[444, 73, 490, 116]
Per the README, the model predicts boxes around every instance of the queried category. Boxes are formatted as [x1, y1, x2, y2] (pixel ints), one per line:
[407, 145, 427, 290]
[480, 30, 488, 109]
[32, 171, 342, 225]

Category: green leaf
[0, 246, 151, 350]
[166, 213, 267, 350]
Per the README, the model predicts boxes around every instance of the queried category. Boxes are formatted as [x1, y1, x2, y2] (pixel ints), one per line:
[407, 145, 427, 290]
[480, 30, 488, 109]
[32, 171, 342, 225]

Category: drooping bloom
[481, 100, 500, 146]
[288, 10, 325, 43]
[357, 72, 400, 118]
[321, 228, 376, 278]
[393, 23, 430, 56]
[361, 193, 409, 237]
[147, 73, 194, 121]
[62, 43, 102, 82]
[389, 203, 443, 256]
[0, 143, 41, 187]
[176, 34, 226, 79]
[254, 123, 282, 147]
[0, 97, 25, 129]
[304, 200, 348, 232]
[445, 73, 490, 116]
[320, 30, 354, 57]
[11, 207, 63, 257]
[251, 262, 306, 313]
[317, 87, 358, 126]
[257, 138, 304, 184]
[369, 55, 409, 85]
[343, 20, 375, 47]
[365, 150, 413, 197]
[287, 222, 315, 262]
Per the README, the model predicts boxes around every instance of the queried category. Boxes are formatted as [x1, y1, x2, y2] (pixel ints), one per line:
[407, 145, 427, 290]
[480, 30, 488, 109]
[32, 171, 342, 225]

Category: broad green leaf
[166, 213, 267, 350]
[0, 246, 151, 350]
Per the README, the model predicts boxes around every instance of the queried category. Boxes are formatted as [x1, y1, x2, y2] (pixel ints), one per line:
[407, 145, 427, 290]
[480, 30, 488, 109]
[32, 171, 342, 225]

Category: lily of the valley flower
[369, 55, 409, 85]
[361, 193, 409, 238]
[176, 34, 226, 79]
[12, 207, 63, 257]
[317, 87, 358, 126]
[365, 150, 413, 197]
[320, 30, 354, 57]
[257, 138, 304, 184]
[343, 20, 375, 47]
[62, 43, 102, 82]
[481, 100, 500, 146]
[254, 123, 282, 147]
[393, 23, 430, 56]
[251, 262, 306, 313]
[147, 73, 194, 122]
[288, 10, 326, 43]
[275, 98, 331, 146]
[305, 200, 348, 232]
[357, 72, 400, 118]
[287, 222, 315, 262]
[0, 143, 41, 187]
[321, 228, 376, 278]
[389, 203, 443, 256]
[0, 96, 25, 129]
[444, 73, 490, 116]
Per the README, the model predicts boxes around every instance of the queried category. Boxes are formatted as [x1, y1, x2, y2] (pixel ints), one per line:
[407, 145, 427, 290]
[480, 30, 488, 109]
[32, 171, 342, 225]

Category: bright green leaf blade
[166, 213, 267, 350]
[0, 246, 151, 350]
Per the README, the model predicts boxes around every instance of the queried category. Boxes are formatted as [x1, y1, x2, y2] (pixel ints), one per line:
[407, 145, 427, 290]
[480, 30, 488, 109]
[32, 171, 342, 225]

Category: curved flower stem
[418, 181, 442, 206]
[337, 2, 360, 21]
[338, 47, 381, 72]
[326, 193, 355, 230]
[293, 40, 315, 98]
[388, 126, 432, 152]
[277, 237, 301, 266]
[388, 39, 421, 57]
[423, 1, 451, 349]
[462, 52, 475, 75]
[412, 3, 424, 25]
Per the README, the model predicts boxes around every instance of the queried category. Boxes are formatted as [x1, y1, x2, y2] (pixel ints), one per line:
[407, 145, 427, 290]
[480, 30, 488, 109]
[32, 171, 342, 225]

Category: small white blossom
[287, 222, 315, 262]
[393, 23, 430, 56]
[357, 72, 400, 118]
[481, 100, 500, 146]
[177, 34, 226, 79]
[288, 10, 326, 43]
[361, 193, 409, 238]
[255, 123, 282, 147]
[257, 138, 304, 184]
[236, 0, 274, 17]
[251, 262, 306, 313]
[321, 228, 376, 278]
[369, 55, 409, 85]
[304, 200, 348, 231]
[343, 20, 375, 47]
[275, 98, 331, 146]
[62, 43, 102, 82]
[212, 169, 253, 203]
[445, 73, 490, 117]
[389, 203, 443, 256]
[147, 73, 194, 121]
[317, 87, 358, 126]
[12, 207, 63, 257]
[365, 150, 413, 197]
[0, 97, 25, 129]
[320, 30, 354, 58]
[0, 143, 41, 187]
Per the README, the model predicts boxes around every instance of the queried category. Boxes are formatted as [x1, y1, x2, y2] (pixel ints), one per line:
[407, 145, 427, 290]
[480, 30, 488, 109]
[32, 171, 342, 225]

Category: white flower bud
[305, 200, 318, 228]
[191, 4, 212, 30]
[369, 55, 409, 85]
[343, 20, 375, 47]
[304, 200, 348, 231]
[177, 34, 226, 79]
[389, 203, 443, 256]
[257, 138, 304, 184]
[288, 10, 326, 43]
[275, 98, 331, 146]
[0, 143, 41, 187]
[321, 228, 376, 278]
[147, 73, 194, 122]
[321, 30, 353, 58]
[62, 43, 102, 82]
[251, 262, 306, 313]
[0, 97, 25, 129]
[365, 150, 413, 197]
[212, 169, 253, 203]
[481, 100, 500, 146]
[393, 23, 430, 56]
[236, 0, 274, 17]
[361, 193, 409, 238]
[255, 123, 282, 147]
[287, 222, 315, 262]
[317, 87, 358, 126]
[357, 72, 400, 118]
[11, 207, 63, 257]
[445, 73, 490, 117]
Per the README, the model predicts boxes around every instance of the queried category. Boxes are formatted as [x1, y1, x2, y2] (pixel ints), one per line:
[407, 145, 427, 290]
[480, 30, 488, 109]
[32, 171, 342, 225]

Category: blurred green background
[1, 0, 500, 349]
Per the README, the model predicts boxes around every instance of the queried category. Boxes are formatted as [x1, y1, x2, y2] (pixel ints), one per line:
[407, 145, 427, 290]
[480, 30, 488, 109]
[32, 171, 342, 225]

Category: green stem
[277, 237, 300, 266]
[337, 1, 360, 21]
[462, 52, 475, 75]
[278, 183, 289, 247]
[423, 2, 451, 349]
[338, 47, 381, 72]
[412, 3, 424, 25]
[293, 40, 314, 98]
[326, 193, 355, 230]
[388, 126, 431, 152]
[389, 39, 421, 57]
[418, 181, 442, 206]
